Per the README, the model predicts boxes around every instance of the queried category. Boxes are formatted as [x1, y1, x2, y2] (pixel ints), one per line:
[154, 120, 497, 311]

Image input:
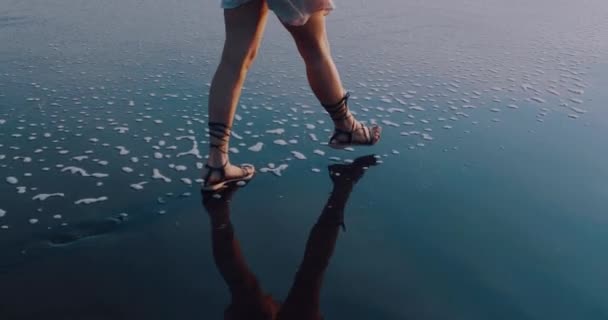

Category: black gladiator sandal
[321, 92, 381, 149]
[202, 122, 255, 192]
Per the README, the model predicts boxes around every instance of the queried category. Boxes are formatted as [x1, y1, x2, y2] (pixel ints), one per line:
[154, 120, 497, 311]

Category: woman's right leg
[282, 13, 381, 147]
[203, 0, 269, 188]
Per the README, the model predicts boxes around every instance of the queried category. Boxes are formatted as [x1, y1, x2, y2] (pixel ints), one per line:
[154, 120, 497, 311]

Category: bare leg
[203, 0, 269, 186]
[283, 13, 381, 146]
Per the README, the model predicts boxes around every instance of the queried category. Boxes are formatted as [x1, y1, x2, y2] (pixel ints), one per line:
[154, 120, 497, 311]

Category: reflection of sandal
[328, 154, 378, 186]
[322, 92, 382, 149]
[202, 122, 256, 192]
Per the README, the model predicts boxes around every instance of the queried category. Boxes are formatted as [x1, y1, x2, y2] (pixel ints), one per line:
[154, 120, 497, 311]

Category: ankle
[334, 115, 355, 130]
[208, 150, 228, 166]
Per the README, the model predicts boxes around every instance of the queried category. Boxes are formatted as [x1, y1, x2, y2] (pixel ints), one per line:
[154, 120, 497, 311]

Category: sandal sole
[201, 166, 256, 192]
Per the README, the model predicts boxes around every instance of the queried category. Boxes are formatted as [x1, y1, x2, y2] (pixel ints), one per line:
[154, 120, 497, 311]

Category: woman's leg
[282, 13, 381, 146]
[204, 0, 269, 184]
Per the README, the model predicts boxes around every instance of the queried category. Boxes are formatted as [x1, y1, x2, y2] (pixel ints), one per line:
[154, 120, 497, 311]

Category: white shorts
[221, 0, 335, 26]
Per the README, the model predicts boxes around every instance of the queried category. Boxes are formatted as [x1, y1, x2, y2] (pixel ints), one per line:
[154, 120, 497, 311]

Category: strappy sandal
[202, 122, 255, 192]
[322, 92, 381, 149]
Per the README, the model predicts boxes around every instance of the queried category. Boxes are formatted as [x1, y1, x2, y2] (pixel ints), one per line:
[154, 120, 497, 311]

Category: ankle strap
[322, 92, 351, 121]
[208, 122, 231, 153]
[203, 160, 228, 185]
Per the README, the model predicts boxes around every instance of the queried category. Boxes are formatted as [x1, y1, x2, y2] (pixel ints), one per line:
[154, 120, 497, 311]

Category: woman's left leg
[203, 0, 269, 190]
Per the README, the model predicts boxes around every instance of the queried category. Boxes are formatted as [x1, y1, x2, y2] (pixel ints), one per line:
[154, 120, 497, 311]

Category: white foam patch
[291, 151, 306, 160]
[571, 107, 587, 114]
[75, 196, 108, 205]
[61, 166, 109, 178]
[274, 139, 288, 146]
[570, 98, 583, 104]
[381, 120, 400, 127]
[130, 181, 148, 190]
[231, 131, 243, 140]
[90, 172, 109, 178]
[260, 164, 289, 176]
[17, 186, 27, 194]
[0, 209, 5, 217]
[116, 146, 130, 155]
[33, 193, 65, 201]
[181, 178, 192, 185]
[313, 149, 325, 156]
[6, 176, 18, 185]
[266, 128, 285, 135]
[176, 136, 202, 159]
[115, 127, 129, 134]
[248, 142, 264, 152]
[122, 167, 134, 173]
[152, 168, 171, 182]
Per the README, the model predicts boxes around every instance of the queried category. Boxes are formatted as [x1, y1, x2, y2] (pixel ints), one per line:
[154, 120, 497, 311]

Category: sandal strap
[360, 123, 372, 144]
[332, 128, 353, 144]
[203, 160, 228, 186]
[331, 122, 377, 146]
[208, 122, 231, 141]
[210, 143, 229, 154]
[322, 92, 352, 121]
[208, 122, 231, 153]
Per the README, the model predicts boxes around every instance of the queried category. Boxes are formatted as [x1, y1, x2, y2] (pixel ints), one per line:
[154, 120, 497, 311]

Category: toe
[372, 126, 382, 142]
[240, 164, 255, 177]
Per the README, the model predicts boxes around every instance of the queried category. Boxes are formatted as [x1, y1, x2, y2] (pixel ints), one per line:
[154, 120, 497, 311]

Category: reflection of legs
[203, 0, 268, 188]
[283, 14, 381, 147]
[202, 188, 271, 317]
[277, 189, 347, 319]
[278, 155, 377, 319]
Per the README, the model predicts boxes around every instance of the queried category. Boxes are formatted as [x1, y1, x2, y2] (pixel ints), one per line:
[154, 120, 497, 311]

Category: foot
[201, 160, 255, 192]
[330, 116, 382, 148]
